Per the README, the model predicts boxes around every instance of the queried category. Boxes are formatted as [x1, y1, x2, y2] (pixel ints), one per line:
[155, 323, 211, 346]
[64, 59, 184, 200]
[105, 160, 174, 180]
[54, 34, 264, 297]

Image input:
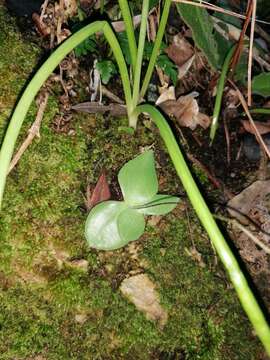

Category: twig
[214, 214, 270, 255]
[248, 0, 257, 106]
[8, 92, 49, 174]
[224, 117, 231, 164]
[40, 0, 49, 21]
[174, 0, 270, 25]
[100, 86, 125, 104]
[230, 0, 252, 74]
[231, 82, 270, 159]
[212, 17, 270, 71]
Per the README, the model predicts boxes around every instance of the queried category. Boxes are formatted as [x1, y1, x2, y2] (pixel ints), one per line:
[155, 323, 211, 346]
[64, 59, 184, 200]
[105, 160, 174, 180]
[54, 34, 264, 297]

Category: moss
[0, 6, 265, 359]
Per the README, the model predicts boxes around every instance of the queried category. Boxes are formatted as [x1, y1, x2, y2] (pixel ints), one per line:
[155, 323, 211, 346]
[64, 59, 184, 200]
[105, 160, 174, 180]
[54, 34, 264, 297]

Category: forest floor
[0, 3, 269, 360]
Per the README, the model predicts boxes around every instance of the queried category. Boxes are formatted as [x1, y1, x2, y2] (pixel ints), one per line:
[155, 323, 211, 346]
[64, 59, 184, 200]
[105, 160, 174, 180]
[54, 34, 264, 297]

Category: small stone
[120, 273, 168, 328]
[243, 134, 270, 161]
[75, 313, 88, 324]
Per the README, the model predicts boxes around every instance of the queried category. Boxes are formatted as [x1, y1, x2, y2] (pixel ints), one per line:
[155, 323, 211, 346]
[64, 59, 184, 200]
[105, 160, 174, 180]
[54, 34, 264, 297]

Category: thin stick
[214, 214, 270, 255]
[173, 0, 270, 24]
[40, 0, 49, 21]
[248, 0, 257, 106]
[230, 0, 252, 74]
[224, 117, 231, 165]
[232, 83, 270, 159]
[100, 86, 124, 104]
[8, 92, 49, 174]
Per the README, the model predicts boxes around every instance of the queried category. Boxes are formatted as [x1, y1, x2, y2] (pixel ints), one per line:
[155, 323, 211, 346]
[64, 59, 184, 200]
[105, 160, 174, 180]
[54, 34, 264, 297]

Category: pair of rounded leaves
[85, 151, 179, 250]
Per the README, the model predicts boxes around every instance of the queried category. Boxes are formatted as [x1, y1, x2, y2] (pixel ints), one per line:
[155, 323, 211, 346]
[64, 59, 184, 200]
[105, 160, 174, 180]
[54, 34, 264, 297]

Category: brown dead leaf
[155, 86, 176, 105]
[241, 120, 270, 135]
[84, 172, 111, 211]
[120, 274, 168, 328]
[197, 112, 211, 129]
[178, 54, 195, 80]
[165, 34, 194, 67]
[159, 93, 210, 130]
[227, 180, 270, 225]
[72, 102, 127, 117]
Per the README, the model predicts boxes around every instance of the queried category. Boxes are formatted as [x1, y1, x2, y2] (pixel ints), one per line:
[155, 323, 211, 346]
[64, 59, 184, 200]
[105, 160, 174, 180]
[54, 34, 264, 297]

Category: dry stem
[8, 92, 49, 174]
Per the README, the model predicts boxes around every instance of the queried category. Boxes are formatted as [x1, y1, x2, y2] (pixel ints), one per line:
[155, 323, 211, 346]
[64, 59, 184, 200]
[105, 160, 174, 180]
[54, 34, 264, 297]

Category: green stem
[136, 103, 270, 356]
[100, 0, 104, 14]
[140, 0, 171, 99]
[0, 21, 132, 208]
[132, 0, 150, 111]
[210, 45, 236, 143]
[249, 108, 270, 115]
[118, 0, 138, 75]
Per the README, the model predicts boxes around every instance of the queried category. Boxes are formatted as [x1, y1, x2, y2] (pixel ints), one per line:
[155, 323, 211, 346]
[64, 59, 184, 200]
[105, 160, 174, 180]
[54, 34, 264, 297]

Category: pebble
[243, 134, 270, 161]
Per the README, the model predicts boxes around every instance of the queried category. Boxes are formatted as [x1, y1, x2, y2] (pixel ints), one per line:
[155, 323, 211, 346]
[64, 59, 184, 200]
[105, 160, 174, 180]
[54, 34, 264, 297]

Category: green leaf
[137, 194, 179, 215]
[117, 32, 132, 65]
[118, 126, 135, 135]
[157, 55, 178, 86]
[118, 208, 145, 241]
[118, 150, 158, 206]
[74, 36, 97, 57]
[176, 3, 230, 69]
[85, 201, 129, 250]
[96, 60, 117, 84]
[252, 72, 270, 97]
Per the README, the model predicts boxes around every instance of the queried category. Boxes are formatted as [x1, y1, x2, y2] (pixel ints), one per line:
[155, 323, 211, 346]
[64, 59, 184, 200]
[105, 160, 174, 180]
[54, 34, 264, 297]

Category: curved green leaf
[85, 201, 129, 250]
[136, 194, 179, 215]
[252, 72, 270, 97]
[118, 208, 145, 241]
[177, 3, 220, 69]
[118, 150, 158, 206]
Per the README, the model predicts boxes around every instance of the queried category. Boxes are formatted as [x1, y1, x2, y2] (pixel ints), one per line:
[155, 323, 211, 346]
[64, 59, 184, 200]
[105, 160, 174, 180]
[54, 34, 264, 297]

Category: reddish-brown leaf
[241, 120, 270, 135]
[84, 172, 111, 211]
[165, 34, 194, 67]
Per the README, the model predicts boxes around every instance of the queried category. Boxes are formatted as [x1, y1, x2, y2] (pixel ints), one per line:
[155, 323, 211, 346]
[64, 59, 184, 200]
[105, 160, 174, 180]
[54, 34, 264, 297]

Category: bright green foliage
[144, 42, 178, 86]
[85, 201, 129, 250]
[96, 59, 117, 84]
[118, 151, 158, 206]
[156, 54, 178, 86]
[85, 151, 179, 250]
[74, 35, 98, 56]
[117, 32, 133, 65]
[118, 207, 146, 241]
[252, 72, 270, 97]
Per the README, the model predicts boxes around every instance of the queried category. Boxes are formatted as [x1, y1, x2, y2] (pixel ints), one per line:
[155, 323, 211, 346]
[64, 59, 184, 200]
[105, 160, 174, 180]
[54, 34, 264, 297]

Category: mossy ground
[0, 6, 266, 359]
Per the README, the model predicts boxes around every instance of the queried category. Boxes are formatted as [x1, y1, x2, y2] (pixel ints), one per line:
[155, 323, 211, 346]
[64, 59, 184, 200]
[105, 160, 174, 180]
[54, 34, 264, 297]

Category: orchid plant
[85, 151, 179, 250]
